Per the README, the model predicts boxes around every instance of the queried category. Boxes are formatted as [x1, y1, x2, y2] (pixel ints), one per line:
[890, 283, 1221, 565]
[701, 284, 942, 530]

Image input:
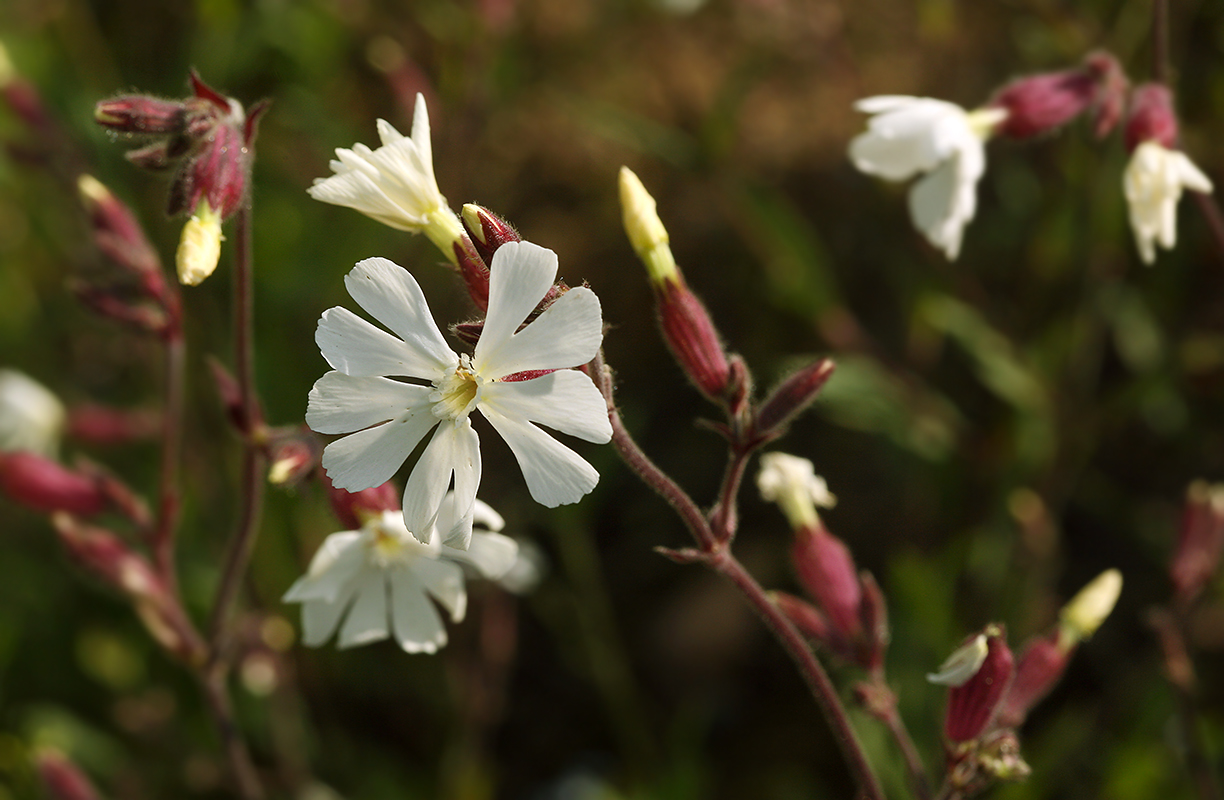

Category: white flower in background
[307, 240, 611, 550]
[308, 93, 465, 258]
[757, 452, 836, 531]
[1123, 141, 1214, 265]
[0, 369, 66, 457]
[283, 493, 518, 652]
[849, 96, 1007, 260]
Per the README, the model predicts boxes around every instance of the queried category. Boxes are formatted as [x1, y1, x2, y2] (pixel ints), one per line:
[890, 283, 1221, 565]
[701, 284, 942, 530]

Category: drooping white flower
[1123, 141, 1214, 265]
[0, 369, 65, 457]
[283, 493, 517, 653]
[307, 240, 611, 549]
[849, 96, 1006, 260]
[757, 452, 836, 531]
[308, 93, 465, 258]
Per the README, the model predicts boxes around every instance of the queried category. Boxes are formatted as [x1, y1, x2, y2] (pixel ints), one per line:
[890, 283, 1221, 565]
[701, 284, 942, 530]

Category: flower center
[430, 353, 482, 421]
[365, 517, 432, 568]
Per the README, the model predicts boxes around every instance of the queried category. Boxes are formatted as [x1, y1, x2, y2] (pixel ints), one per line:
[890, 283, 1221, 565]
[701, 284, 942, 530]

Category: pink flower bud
[1124, 83, 1179, 152]
[859, 571, 890, 673]
[324, 473, 400, 530]
[267, 429, 320, 486]
[167, 121, 249, 220]
[994, 631, 1067, 729]
[462, 204, 522, 265]
[941, 626, 1014, 743]
[34, 749, 101, 800]
[67, 404, 161, 445]
[990, 51, 1127, 140]
[792, 524, 863, 645]
[656, 276, 731, 403]
[0, 452, 109, 515]
[1170, 480, 1224, 605]
[772, 590, 833, 644]
[95, 94, 188, 134]
[452, 237, 492, 312]
[755, 358, 836, 439]
[77, 176, 164, 288]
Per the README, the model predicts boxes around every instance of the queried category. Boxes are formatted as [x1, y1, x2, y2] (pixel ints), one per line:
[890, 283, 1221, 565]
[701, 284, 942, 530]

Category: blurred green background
[1, 0, 1223, 798]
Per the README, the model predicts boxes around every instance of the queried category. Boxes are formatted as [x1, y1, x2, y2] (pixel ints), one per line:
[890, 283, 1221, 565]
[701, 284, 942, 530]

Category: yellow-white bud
[927, 633, 989, 686]
[176, 201, 223, 286]
[618, 166, 678, 285]
[757, 452, 837, 531]
[1059, 568, 1122, 645]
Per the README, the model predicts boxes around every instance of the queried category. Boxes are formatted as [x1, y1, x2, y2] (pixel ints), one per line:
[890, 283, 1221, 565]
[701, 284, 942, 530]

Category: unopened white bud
[176, 201, 223, 286]
[1059, 568, 1122, 645]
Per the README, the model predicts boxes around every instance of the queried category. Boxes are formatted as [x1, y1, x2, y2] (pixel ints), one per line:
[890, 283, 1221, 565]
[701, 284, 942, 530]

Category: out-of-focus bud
[859, 572, 890, 673]
[994, 632, 1063, 729]
[772, 590, 832, 643]
[175, 200, 223, 286]
[267, 428, 321, 486]
[1124, 83, 1178, 152]
[324, 472, 399, 530]
[1058, 568, 1122, 644]
[207, 357, 247, 434]
[757, 452, 836, 531]
[619, 167, 678, 286]
[989, 51, 1127, 140]
[1171, 480, 1224, 605]
[0, 369, 65, 457]
[754, 359, 836, 440]
[67, 404, 160, 445]
[78, 175, 162, 277]
[34, 748, 101, 800]
[792, 524, 863, 644]
[53, 514, 203, 662]
[462, 204, 522, 264]
[0, 42, 59, 142]
[974, 730, 1031, 783]
[0, 452, 109, 515]
[934, 625, 1014, 743]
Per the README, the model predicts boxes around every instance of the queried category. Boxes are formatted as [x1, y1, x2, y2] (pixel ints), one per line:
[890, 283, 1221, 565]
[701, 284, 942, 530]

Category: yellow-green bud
[618, 166, 678, 286]
[1058, 568, 1121, 646]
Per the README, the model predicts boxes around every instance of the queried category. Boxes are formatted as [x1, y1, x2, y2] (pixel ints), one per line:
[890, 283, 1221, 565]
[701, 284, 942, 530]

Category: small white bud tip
[927, 633, 989, 687]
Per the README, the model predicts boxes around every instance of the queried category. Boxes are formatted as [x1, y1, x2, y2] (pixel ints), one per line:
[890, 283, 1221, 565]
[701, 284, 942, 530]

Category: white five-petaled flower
[307, 239, 612, 550]
[0, 369, 65, 458]
[308, 93, 465, 258]
[1123, 141, 1214, 265]
[757, 452, 836, 531]
[283, 493, 517, 653]
[849, 96, 1007, 260]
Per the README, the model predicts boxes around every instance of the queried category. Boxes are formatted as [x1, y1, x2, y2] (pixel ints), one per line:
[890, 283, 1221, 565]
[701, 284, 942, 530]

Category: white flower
[308, 93, 465, 256]
[1123, 141, 1214, 264]
[757, 452, 836, 530]
[282, 494, 518, 653]
[307, 240, 611, 549]
[0, 369, 65, 457]
[849, 96, 1006, 260]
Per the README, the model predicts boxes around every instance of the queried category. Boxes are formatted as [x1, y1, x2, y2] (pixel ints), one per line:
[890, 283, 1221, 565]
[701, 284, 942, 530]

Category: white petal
[476, 287, 604, 379]
[316, 306, 448, 379]
[344, 258, 457, 371]
[409, 95, 434, 173]
[309, 172, 423, 232]
[448, 531, 519, 580]
[306, 372, 432, 435]
[300, 591, 354, 647]
[1175, 151, 1213, 194]
[471, 498, 505, 532]
[402, 422, 481, 544]
[390, 570, 448, 653]
[481, 370, 611, 443]
[442, 424, 482, 549]
[854, 95, 926, 114]
[908, 155, 970, 260]
[283, 531, 364, 603]
[338, 577, 390, 647]
[412, 559, 468, 622]
[482, 406, 600, 507]
[321, 411, 438, 492]
[849, 130, 931, 182]
[476, 242, 559, 360]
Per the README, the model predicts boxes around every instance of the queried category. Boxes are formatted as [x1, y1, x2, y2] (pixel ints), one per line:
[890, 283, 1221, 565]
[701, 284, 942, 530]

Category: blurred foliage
[1, 0, 1224, 798]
